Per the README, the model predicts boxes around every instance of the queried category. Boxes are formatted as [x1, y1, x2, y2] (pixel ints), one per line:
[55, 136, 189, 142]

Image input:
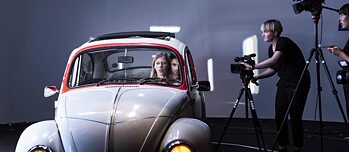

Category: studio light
[149, 26, 181, 33]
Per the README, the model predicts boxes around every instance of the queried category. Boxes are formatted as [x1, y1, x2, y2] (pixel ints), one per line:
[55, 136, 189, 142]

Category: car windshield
[68, 46, 182, 87]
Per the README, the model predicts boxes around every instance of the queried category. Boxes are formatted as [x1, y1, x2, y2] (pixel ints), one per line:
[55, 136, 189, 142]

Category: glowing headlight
[170, 144, 192, 152]
[167, 140, 193, 152]
[29, 145, 52, 152]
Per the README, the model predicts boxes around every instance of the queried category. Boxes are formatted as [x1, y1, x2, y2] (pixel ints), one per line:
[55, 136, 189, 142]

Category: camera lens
[337, 74, 343, 83]
[336, 70, 349, 84]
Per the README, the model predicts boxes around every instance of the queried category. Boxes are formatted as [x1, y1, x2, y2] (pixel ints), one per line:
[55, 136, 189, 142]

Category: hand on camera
[240, 62, 253, 70]
[251, 76, 259, 86]
[251, 77, 257, 83]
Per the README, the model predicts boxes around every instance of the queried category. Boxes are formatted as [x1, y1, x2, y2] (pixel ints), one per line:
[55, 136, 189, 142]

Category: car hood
[58, 86, 187, 152]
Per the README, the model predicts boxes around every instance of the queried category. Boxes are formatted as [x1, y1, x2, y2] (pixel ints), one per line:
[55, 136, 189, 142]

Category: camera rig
[230, 53, 257, 85]
[292, 0, 325, 15]
[270, 1, 349, 152]
[217, 53, 266, 152]
[336, 60, 349, 84]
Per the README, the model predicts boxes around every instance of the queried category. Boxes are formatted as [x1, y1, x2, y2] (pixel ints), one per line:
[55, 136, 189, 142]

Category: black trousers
[275, 71, 310, 147]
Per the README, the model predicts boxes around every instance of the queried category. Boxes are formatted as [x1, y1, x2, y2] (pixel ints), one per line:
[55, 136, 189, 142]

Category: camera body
[292, 0, 324, 14]
[336, 60, 349, 84]
[230, 53, 256, 78]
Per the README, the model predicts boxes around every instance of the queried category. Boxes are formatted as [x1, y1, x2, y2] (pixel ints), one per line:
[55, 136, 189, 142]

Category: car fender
[160, 118, 211, 152]
[194, 91, 207, 121]
[15, 120, 64, 152]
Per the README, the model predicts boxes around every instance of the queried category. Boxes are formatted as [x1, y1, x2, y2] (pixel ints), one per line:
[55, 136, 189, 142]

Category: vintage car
[16, 31, 212, 152]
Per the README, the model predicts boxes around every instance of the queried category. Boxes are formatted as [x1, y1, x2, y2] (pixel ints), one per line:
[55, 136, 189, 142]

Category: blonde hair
[261, 19, 283, 37]
[150, 52, 171, 79]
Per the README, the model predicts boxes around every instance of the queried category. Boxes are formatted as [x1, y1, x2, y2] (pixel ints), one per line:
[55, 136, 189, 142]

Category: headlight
[28, 145, 52, 152]
[166, 140, 193, 152]
[170, 144, 191, 152]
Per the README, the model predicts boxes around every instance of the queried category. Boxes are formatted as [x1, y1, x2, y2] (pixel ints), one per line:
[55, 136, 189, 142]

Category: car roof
[90, 31, 176, 42]
[72, 31, 187, 57]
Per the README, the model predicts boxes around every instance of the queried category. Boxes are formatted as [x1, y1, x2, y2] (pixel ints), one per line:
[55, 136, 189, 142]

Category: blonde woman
[243, 19, 310, 152]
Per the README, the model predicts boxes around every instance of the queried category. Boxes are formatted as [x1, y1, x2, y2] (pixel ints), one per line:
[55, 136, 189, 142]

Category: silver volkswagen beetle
[16, 32, 212, 152]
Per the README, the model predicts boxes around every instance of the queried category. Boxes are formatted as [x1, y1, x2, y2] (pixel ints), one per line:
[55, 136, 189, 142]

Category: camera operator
[241, 19, 311, 152]
[327, 3, 349, 119]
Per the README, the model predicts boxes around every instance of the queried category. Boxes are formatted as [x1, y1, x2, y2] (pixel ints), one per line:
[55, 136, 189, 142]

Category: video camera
[230, 53, 256, 78]
[336, 60, 349, 84]
[292, 0, 325, 14]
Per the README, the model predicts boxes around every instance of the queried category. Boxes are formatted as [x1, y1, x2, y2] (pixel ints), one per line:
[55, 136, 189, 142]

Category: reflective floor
[1, 118, 349, 152]
[210, 118, 349, 152]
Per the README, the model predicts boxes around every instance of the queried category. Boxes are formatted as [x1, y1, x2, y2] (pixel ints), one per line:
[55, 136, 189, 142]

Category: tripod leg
[246, 87, 268, 152]
[215, 88, 244, 152]
[318, 49, 349, 125]
[314, 47, 325, 152]
[246, 89, 249, 118]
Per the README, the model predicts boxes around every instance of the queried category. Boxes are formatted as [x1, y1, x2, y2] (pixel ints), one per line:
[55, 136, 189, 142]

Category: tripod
[270, 9, 349, 152]
[215, 72, 267, 152]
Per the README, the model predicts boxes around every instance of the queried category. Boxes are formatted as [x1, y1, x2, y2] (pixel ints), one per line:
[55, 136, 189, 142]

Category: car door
[184, 48, 206, 120]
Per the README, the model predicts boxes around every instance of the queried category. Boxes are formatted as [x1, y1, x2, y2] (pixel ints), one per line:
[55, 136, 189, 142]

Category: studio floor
[209, 118, 349, 152]
[1, 118, 349, 152]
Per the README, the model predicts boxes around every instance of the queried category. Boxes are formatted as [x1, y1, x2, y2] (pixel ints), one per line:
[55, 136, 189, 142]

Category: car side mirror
[197, 81, 211, 91]
[44, 86, 59, 97]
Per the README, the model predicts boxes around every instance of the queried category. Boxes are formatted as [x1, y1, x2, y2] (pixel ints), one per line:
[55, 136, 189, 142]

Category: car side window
[184, 48, 197, 86]
[68, 53, 93, 87]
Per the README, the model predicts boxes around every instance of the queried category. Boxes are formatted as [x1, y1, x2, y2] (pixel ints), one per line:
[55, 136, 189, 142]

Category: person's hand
[328, 45, 343, 56]
[251, 76, 259, 86]
[240, 62, 253, 70]
[251, 77, 257, 83]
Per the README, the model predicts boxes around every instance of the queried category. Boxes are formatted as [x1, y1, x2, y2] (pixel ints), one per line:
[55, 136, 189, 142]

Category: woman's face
[261, 31, 275, 42]
[339, 14, 349, 29]
[154, 57, 168, 78]
[171, 58, 179, 75]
